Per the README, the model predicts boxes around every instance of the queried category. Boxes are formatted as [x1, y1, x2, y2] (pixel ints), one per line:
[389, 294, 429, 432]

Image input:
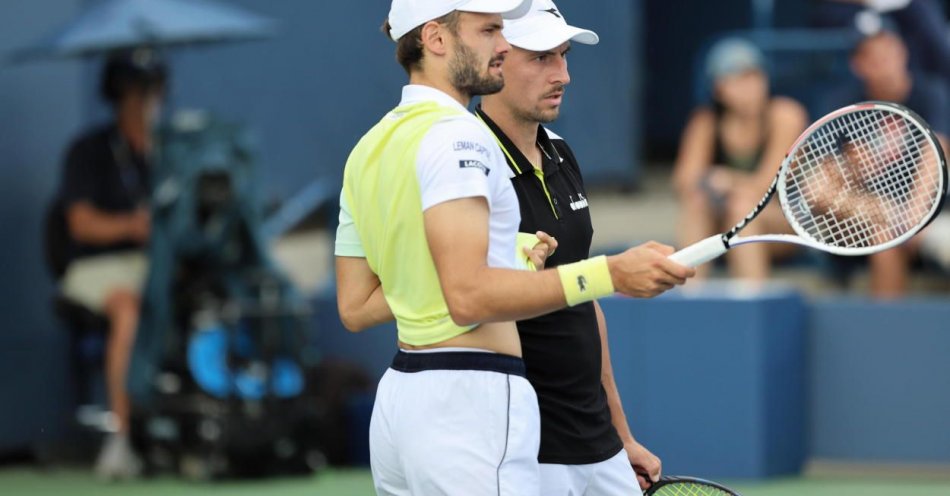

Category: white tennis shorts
[60, 251, 148, 311]
[370, 349, 541, 496]
[539, 448, 642, 496]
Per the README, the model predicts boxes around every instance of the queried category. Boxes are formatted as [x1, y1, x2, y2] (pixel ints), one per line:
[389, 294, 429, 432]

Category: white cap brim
[389, 0, 532, 41]
[505, 24, 599, 52]
[458, 0, 532, 19]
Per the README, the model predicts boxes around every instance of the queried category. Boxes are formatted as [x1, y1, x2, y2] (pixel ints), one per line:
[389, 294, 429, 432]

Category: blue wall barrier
[808, 299, 950, 463]
[309, 288, 810, 478]
[308, 289, 950, 476]
[600, 291, 808, 478]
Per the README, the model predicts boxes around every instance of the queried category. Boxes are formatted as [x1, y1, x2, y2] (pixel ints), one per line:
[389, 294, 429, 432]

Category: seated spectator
[825, 26, 950, 298]
[816, 0, 950, 87]
[673, 38, 807, 281]
[56, 48, 165, 479]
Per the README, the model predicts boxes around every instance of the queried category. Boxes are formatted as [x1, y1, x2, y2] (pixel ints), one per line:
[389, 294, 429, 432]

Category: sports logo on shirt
[453, 141, 491, 157]
[569, 193, 589, 211]
[459, 160, 490, 176]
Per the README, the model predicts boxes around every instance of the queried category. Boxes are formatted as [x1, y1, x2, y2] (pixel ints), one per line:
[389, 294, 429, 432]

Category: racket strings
[783, 108, 942, 249]
[853, 114, 934, 228]
[650, 482, 735, 496]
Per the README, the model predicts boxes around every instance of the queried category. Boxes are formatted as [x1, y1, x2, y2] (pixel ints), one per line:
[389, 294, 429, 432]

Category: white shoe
[94, 433, 143, 481]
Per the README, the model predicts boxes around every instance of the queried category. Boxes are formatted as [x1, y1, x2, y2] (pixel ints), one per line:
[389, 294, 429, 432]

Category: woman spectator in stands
[673, 38, 807, 281]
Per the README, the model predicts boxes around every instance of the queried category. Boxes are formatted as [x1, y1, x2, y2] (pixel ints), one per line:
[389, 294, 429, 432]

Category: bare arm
[596, 300, 661, 489]
[672, 109, 716, 197]
[335, 256, 394, 332]
[425, 196, 567, 325]
[67, 201, 149, 245]
[751, 98, 808, 192]
[425, 197, 693, 326]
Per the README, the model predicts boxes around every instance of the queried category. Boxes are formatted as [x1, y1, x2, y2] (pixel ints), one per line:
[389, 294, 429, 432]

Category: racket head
[776, 101, 947, 256]
[644, 475, 742, 496]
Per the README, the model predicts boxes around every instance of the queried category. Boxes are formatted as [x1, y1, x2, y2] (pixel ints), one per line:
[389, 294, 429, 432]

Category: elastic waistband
[391, 350, 525, 377]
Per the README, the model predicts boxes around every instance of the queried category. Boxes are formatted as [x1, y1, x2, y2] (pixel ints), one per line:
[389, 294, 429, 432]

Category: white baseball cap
[502, 0, 598, 52]
[387, 0, 532, 42]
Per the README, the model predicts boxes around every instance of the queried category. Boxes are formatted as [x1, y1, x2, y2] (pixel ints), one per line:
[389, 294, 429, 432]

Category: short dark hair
[382, 11, 461, 75]
[100, 48, 168, 104]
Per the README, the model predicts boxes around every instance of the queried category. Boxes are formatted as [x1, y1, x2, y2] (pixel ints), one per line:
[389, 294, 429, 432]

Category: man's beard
[515, 87, 565, 124]
[516, 104, 560, 124]
[449, 41, 504, 97]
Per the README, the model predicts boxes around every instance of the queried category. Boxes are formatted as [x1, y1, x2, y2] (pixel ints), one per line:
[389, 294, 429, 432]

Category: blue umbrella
[11, 0, 276, 61]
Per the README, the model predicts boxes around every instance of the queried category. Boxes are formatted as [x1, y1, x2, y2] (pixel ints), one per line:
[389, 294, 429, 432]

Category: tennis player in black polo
[477, 1, 659, 493]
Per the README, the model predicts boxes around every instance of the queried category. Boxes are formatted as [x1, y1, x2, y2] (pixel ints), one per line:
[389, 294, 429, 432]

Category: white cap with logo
[388, 0, 532, 42]
[502, 0, 598, 52]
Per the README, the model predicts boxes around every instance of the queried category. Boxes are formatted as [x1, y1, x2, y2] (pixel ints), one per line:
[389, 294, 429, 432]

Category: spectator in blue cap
[815, 0, 950, 85]
[672, 38, 807, 281]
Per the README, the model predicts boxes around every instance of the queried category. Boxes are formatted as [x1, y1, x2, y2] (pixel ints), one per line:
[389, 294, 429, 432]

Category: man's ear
[420, 20, 450, 57]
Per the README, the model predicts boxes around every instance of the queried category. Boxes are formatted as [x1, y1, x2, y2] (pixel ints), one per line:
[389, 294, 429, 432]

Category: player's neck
[481, 101, 542, 168]
[409, 72, 472, 108]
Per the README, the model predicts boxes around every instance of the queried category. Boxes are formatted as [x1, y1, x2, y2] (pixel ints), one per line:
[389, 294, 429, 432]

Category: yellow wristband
[556, 255, 615, 306]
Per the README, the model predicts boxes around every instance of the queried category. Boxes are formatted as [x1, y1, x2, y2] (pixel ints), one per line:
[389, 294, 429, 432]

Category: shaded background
[0, 0, 643, 451]
[2, 0, 950, 493]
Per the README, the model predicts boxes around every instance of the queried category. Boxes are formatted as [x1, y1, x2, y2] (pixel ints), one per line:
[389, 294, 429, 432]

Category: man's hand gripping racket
[670, 101, 948, 267]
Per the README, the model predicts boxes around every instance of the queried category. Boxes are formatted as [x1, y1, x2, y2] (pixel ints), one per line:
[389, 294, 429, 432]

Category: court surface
[4, 467, 950, 495]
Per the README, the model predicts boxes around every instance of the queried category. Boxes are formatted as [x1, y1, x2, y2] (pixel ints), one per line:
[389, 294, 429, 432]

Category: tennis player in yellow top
[334, 1, 694, 493]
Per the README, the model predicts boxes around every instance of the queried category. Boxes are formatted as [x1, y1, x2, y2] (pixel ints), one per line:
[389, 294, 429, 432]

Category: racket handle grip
[668, 235, 728, 267]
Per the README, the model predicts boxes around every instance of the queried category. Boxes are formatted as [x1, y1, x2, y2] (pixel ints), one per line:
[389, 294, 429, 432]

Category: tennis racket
[669, 101, 948, 267]
[644, 475, 741, 496]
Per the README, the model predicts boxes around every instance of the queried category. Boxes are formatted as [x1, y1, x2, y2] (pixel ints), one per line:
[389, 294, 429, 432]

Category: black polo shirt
[476, 106, 623, 465]
[59, 124, 151, 260]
